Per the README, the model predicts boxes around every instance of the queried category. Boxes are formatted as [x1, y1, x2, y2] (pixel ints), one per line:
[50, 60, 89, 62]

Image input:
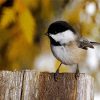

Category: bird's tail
[90, 42, 100, 46]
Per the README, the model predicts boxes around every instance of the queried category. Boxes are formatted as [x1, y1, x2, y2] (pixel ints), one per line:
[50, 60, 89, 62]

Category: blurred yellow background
[0, 0, 100, 99]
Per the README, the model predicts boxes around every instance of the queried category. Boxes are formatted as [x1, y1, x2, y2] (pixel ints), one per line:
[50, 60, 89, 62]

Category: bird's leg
[54, 63, 62, 81]
[75, 64, 80, 80]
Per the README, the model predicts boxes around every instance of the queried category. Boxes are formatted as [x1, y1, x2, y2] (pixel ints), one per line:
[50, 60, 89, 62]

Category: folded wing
[77, 38, 100, 50]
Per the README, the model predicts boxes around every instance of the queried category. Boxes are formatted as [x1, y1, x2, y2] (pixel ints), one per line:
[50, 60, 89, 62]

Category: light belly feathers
[51, 44, 87, 65]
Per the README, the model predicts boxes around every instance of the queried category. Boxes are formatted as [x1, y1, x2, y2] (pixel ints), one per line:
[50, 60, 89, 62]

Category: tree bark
[0, 70, 94, 100]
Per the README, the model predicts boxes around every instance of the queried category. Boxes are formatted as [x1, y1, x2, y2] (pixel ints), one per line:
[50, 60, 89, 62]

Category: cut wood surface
[0, 70, 94, 100]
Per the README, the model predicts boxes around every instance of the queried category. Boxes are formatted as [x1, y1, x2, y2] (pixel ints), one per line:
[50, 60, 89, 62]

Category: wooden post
[0, 70, 94, 100]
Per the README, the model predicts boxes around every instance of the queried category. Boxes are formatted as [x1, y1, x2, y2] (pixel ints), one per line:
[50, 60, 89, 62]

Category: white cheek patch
[49, 30, 76, 44]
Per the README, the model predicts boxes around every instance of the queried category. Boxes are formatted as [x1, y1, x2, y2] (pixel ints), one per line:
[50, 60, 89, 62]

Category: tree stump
[0, 70, 94, 100]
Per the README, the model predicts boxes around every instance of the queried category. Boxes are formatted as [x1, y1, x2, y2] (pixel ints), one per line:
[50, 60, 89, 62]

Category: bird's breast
[51, 43, 87, 65]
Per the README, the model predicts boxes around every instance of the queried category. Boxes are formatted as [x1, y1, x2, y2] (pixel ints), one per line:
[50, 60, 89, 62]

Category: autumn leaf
[18, 9, 36, 43]
[23, 0, 39, 9]
[0, 8, 15, 28]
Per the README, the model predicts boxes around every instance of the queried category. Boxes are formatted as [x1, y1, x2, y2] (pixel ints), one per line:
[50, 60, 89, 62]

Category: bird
[46, 20, 100, 81]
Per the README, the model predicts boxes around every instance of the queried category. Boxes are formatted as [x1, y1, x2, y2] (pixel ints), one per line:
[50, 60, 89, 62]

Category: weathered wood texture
[0, 70, 94, 100]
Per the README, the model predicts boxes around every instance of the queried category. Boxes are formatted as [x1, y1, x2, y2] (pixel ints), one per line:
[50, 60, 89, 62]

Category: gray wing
[77, 38, 100, 50]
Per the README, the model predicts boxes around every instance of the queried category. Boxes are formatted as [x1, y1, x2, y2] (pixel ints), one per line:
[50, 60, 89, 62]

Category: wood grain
[0, 70, 94, 100]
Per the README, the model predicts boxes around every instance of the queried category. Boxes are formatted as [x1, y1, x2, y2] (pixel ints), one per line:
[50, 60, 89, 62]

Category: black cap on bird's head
[46, 21, 76, 35]
[46, 21, 77, 46]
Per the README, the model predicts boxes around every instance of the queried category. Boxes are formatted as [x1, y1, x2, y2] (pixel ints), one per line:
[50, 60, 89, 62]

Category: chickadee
[46, 21, 100, 80]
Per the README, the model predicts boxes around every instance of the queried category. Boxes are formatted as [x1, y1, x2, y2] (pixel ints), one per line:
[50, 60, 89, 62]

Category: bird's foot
[54, 70, 59, 81]
[54, 63, 62, 81]
[75, 72, 80, 80]
[75, 64, 80, 80]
